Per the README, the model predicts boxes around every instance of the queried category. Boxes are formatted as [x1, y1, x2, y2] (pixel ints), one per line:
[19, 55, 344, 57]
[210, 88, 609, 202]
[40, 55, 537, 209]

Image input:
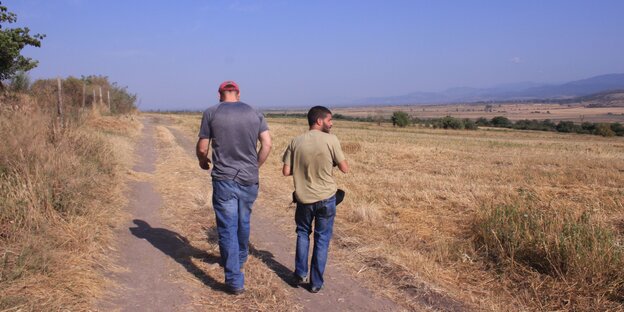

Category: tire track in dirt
[98, 118, 200, 312]
[165, 123, 403, 312]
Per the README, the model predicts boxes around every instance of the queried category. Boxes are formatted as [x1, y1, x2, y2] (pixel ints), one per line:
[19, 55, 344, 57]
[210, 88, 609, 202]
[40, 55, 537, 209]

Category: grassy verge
[473, 203, 624, 309]
[0, 99, 139, 311]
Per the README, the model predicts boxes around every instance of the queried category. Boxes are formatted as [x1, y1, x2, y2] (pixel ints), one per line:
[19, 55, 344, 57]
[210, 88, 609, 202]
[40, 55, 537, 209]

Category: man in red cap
[196, 81, 272, 294]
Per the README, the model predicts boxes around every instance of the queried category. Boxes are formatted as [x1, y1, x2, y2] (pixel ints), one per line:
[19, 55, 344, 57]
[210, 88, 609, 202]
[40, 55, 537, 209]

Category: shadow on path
[129, 219, 227, 292]
[249, 244, 300, 289]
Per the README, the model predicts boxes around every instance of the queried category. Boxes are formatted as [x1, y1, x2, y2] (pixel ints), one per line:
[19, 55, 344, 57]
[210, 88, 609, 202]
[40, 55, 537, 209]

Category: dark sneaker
[227, 287, 245, 295]
[292, 274, 306, 286]
[310, 286, 322, 293]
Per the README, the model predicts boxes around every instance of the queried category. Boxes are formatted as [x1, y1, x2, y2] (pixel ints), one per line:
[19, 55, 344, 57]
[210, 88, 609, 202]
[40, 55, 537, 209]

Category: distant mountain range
[358, 73, 624, 105]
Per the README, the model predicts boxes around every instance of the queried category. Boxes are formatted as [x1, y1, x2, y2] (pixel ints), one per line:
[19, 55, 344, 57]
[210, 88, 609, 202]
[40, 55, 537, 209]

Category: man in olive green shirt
[282, 106, 349, 293]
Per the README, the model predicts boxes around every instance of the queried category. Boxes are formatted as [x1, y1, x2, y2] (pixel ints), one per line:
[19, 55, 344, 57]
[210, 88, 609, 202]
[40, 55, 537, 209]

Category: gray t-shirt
[198, 101, 269, 185]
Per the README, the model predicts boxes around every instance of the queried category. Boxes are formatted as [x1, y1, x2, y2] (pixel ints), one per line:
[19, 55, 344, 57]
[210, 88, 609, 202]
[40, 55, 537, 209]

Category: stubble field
[170, 113, 624, 311]
[275, 102, 624, 123]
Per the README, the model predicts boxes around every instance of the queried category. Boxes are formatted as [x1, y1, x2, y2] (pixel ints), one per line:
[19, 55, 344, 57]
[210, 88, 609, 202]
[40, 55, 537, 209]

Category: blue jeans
[212, 180, 258, 290]
[294, 195, 336, 289]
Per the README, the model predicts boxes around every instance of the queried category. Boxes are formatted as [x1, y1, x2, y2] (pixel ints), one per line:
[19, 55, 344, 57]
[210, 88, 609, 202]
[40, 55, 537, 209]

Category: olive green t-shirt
[282, 130, 346, 204]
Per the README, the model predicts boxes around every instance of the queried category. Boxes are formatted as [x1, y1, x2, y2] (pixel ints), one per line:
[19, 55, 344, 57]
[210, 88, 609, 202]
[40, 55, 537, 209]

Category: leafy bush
[391, 111, 410, 127]
[595, 123, 616, 137]
[581, 122, 596, 133]
[513, 119, 556, 131]
[611, 123, 624, 136]
[432, 116, 463, 129]
[463, 118, 478, 130]
[476, 117, 490, 126]
[490, 116, 512, 127]
[541, 119, 557, 129]
[9, 71, 29, 91]
[556, 121, 581, 133]
[483, 117, 622, 137]
[442, 116, 463, 129]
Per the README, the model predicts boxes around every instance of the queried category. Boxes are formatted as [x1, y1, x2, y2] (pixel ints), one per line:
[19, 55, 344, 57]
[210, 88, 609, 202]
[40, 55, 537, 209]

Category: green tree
[476, 117, 490, 126]
[463, 118, 478, 130]
[610, 123, 624, 136]
[0, 2, 45, 87]
[391, 111, 410, 127]
[490, 116, 512, 128]
[556, 121, 579, 133]
[436, 116, 463, 129]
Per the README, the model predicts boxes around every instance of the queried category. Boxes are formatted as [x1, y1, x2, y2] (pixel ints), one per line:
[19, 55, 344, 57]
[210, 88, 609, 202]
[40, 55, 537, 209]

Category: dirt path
[100, 116, 404, 311]
[249, 211, 398, 312]
[98, 118, 201, 311]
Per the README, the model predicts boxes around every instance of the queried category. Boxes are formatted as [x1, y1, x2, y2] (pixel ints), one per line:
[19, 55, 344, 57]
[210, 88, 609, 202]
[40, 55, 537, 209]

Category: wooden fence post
[82, 82, 86, 109]
[57, 77, 63, 125]
[107, 90, 111, 112]
[99, 87, 103, 104]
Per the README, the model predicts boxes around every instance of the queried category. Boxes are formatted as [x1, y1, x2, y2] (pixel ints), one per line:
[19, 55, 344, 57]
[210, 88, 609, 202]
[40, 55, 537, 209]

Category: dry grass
[157, 113, 624, 311]
[149, 122, 301, 311]
[473, 203, 623, 309]
[0, 98, 140, 311]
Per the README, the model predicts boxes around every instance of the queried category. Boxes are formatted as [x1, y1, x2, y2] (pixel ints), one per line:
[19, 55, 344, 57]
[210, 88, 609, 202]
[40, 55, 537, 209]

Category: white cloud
[510, 56, 522, 64]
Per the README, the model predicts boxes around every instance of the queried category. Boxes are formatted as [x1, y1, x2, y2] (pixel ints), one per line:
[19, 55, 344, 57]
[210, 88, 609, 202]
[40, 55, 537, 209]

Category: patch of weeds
[0, 295, 28, 310]
[473, 203, 624, 308]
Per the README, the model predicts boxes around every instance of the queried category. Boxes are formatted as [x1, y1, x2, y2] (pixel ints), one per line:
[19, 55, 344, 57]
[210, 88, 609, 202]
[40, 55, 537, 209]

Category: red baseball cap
[218, 80, 240, 93]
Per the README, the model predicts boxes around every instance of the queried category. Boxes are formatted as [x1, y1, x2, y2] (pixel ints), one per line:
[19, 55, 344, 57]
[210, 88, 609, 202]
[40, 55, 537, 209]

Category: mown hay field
[170, 113, 624, 311]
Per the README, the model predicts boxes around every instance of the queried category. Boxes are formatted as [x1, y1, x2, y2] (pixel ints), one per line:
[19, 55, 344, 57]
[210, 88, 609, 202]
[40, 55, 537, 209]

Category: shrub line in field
[265, 112, 624, 136]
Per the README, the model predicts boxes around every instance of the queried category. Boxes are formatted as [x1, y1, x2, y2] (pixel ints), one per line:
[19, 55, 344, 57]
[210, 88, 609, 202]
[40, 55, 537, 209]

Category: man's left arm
[257, 130, 272, 167]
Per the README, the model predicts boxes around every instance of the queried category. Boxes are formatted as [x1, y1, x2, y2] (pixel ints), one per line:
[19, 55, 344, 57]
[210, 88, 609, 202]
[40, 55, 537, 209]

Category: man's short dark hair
[307, 106, 332, 127]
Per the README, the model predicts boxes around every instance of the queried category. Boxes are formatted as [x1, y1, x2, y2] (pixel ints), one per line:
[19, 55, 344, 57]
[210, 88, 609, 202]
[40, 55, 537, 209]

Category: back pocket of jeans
[318, 202, 336, 217]
[213, 182, 235, 203]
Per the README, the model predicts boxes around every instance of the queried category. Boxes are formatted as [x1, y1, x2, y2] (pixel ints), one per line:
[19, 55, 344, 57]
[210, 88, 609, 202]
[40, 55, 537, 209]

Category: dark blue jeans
[294, 195, 336, 289]
[212, 180, 258, 290]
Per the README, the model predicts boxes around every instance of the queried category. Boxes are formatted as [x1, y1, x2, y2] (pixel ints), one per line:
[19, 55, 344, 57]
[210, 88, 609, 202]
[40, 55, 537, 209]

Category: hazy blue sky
[7, 0, 624, 110]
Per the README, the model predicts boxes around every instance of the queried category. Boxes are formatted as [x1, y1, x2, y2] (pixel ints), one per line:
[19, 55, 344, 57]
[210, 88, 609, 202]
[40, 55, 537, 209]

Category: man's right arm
[282, 143, 292, 176]
[196, 138, 210, 170]
[197, 109, 212, 170]
[282, 164, 292, 176]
